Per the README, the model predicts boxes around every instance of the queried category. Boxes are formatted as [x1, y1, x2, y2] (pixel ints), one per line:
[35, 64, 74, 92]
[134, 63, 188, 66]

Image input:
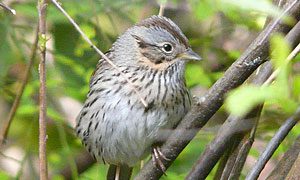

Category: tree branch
[223, 104, 263, 180]
[285, 149, 300, 179]
[50, 0, 148, 108]
[135, 1, 300, 179]
[158, 0, 166, 16]
[185, 18, 300, 180]
[214, 135, 245, 180]
[246, 107, 300, 180]
[0, 2, 16, 15]
[38, 0, 48, 179]
[225, 18, 300, 180]
[267, 135, 300, 179]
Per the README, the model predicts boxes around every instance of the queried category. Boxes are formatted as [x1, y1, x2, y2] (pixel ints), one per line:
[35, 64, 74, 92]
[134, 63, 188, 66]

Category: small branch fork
[214, 20, 300, 180]
[158, 0, 166, 16]
[51, 0, 300, 179]
[215, 1, 289, 176]
[135, 0, 300, 179]
[186, 13, 300, 180]
[50, 0, 148, 108]
[38, 0, 48, 179]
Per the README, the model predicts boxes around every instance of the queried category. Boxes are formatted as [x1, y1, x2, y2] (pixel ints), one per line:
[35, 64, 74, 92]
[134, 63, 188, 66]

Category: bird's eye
[161, 43, 173, 53]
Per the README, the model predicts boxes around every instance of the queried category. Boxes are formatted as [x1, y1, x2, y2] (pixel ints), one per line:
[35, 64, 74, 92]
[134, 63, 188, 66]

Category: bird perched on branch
[76, 15, 201, 179]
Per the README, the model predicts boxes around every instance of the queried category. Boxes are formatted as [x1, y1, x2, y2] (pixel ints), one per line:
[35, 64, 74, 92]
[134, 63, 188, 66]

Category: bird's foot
[151, 146, 170, 174]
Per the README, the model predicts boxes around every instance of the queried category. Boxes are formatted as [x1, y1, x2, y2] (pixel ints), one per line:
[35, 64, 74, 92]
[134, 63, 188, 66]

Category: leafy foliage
[225, 34, 298, 116]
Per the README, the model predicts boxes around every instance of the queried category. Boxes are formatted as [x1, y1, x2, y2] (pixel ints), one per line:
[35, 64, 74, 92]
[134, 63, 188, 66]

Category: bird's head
[113, 15, 201, 70]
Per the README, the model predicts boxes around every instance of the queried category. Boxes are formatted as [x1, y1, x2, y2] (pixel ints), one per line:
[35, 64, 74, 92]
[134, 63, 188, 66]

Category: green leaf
[225, 85, 274, 116]
[293, 75, 300, 101]
[221, 0, 283, 18]
[185, 63, 212, 87]
[270, 34, 291, 69]
[56, 55, 86, 77]
[17, 103, 39, 116]
[81, 24, 96, 40]
[192, 0, 217, 20]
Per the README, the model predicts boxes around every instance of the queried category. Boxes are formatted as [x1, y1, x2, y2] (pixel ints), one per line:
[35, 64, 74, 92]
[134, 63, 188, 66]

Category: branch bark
[267, 135, 300, 179]
[218, 135, 243, 180]
[223, 106, 263, 180]
[135, 1, 300, 179]
[0, 2, 16, 15]
[246, 107, 300, 180]
[286, 152, 300, 180]
[38, 0, 48, 179]
[185, 18, 300, 180]
[50, 0, 148, 108]
[223, 16, 300, 179]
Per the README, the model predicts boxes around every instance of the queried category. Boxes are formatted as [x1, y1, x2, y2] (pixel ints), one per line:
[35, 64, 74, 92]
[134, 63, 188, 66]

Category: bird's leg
[156, 146, 170, 161]
[115, 165, 120, 180]
[151, 146, 170, 174]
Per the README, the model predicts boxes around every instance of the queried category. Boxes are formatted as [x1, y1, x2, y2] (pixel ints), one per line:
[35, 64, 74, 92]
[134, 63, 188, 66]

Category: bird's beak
[179, 48, 202, 61]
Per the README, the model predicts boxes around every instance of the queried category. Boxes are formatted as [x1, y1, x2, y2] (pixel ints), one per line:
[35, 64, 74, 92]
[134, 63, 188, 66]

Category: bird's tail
[107, 164, 133, 180]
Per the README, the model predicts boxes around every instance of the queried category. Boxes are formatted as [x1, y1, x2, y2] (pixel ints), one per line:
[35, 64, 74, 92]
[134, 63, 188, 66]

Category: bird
[75, 15, 201, 179]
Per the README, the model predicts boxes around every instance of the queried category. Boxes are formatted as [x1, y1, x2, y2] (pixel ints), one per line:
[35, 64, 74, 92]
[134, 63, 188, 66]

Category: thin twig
[223, 39, 300, 178]
[158, 1, 166, 16]
[135, 1, 300, 179]
[0, 2, 16, 15]
[38, 0, 48, 179]
[246, 107, 300, 180]
[0, 25, 39, 147]
[223, 3, 292, 175]
[215, 135, 244, 180]
[213, 0, 282, 174]
[267, 135, 300, 179]
[225, 106, 263, 179]
[15, 153, 29, 179]
[0, 151, 22, 163]
[184, 18, 300, 180]
[50, 0, 148, 108]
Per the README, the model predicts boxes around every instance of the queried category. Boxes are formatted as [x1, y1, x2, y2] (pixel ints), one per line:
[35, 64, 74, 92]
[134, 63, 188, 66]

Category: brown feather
[137, 15, 189, 48]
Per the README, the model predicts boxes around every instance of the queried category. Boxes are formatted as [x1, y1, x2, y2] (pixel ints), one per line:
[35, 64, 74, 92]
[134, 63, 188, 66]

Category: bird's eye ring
[161, 43, 173, 53]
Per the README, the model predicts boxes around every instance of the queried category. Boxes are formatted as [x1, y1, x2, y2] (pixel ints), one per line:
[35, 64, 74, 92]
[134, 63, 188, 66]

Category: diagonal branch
[267, 135, 300, 179]
[185, 18, 300, 180]
[220, 20, 300, 179]
[225, 22, 300, 179]
[158, 0, 166, 16]
[135, 1, 300, 179]
[246, 107, 300, 180]
[50, 0, 148, 108]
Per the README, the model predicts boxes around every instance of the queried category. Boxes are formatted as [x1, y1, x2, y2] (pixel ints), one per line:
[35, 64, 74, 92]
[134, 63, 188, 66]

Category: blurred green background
[0, 0, 299, 179]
